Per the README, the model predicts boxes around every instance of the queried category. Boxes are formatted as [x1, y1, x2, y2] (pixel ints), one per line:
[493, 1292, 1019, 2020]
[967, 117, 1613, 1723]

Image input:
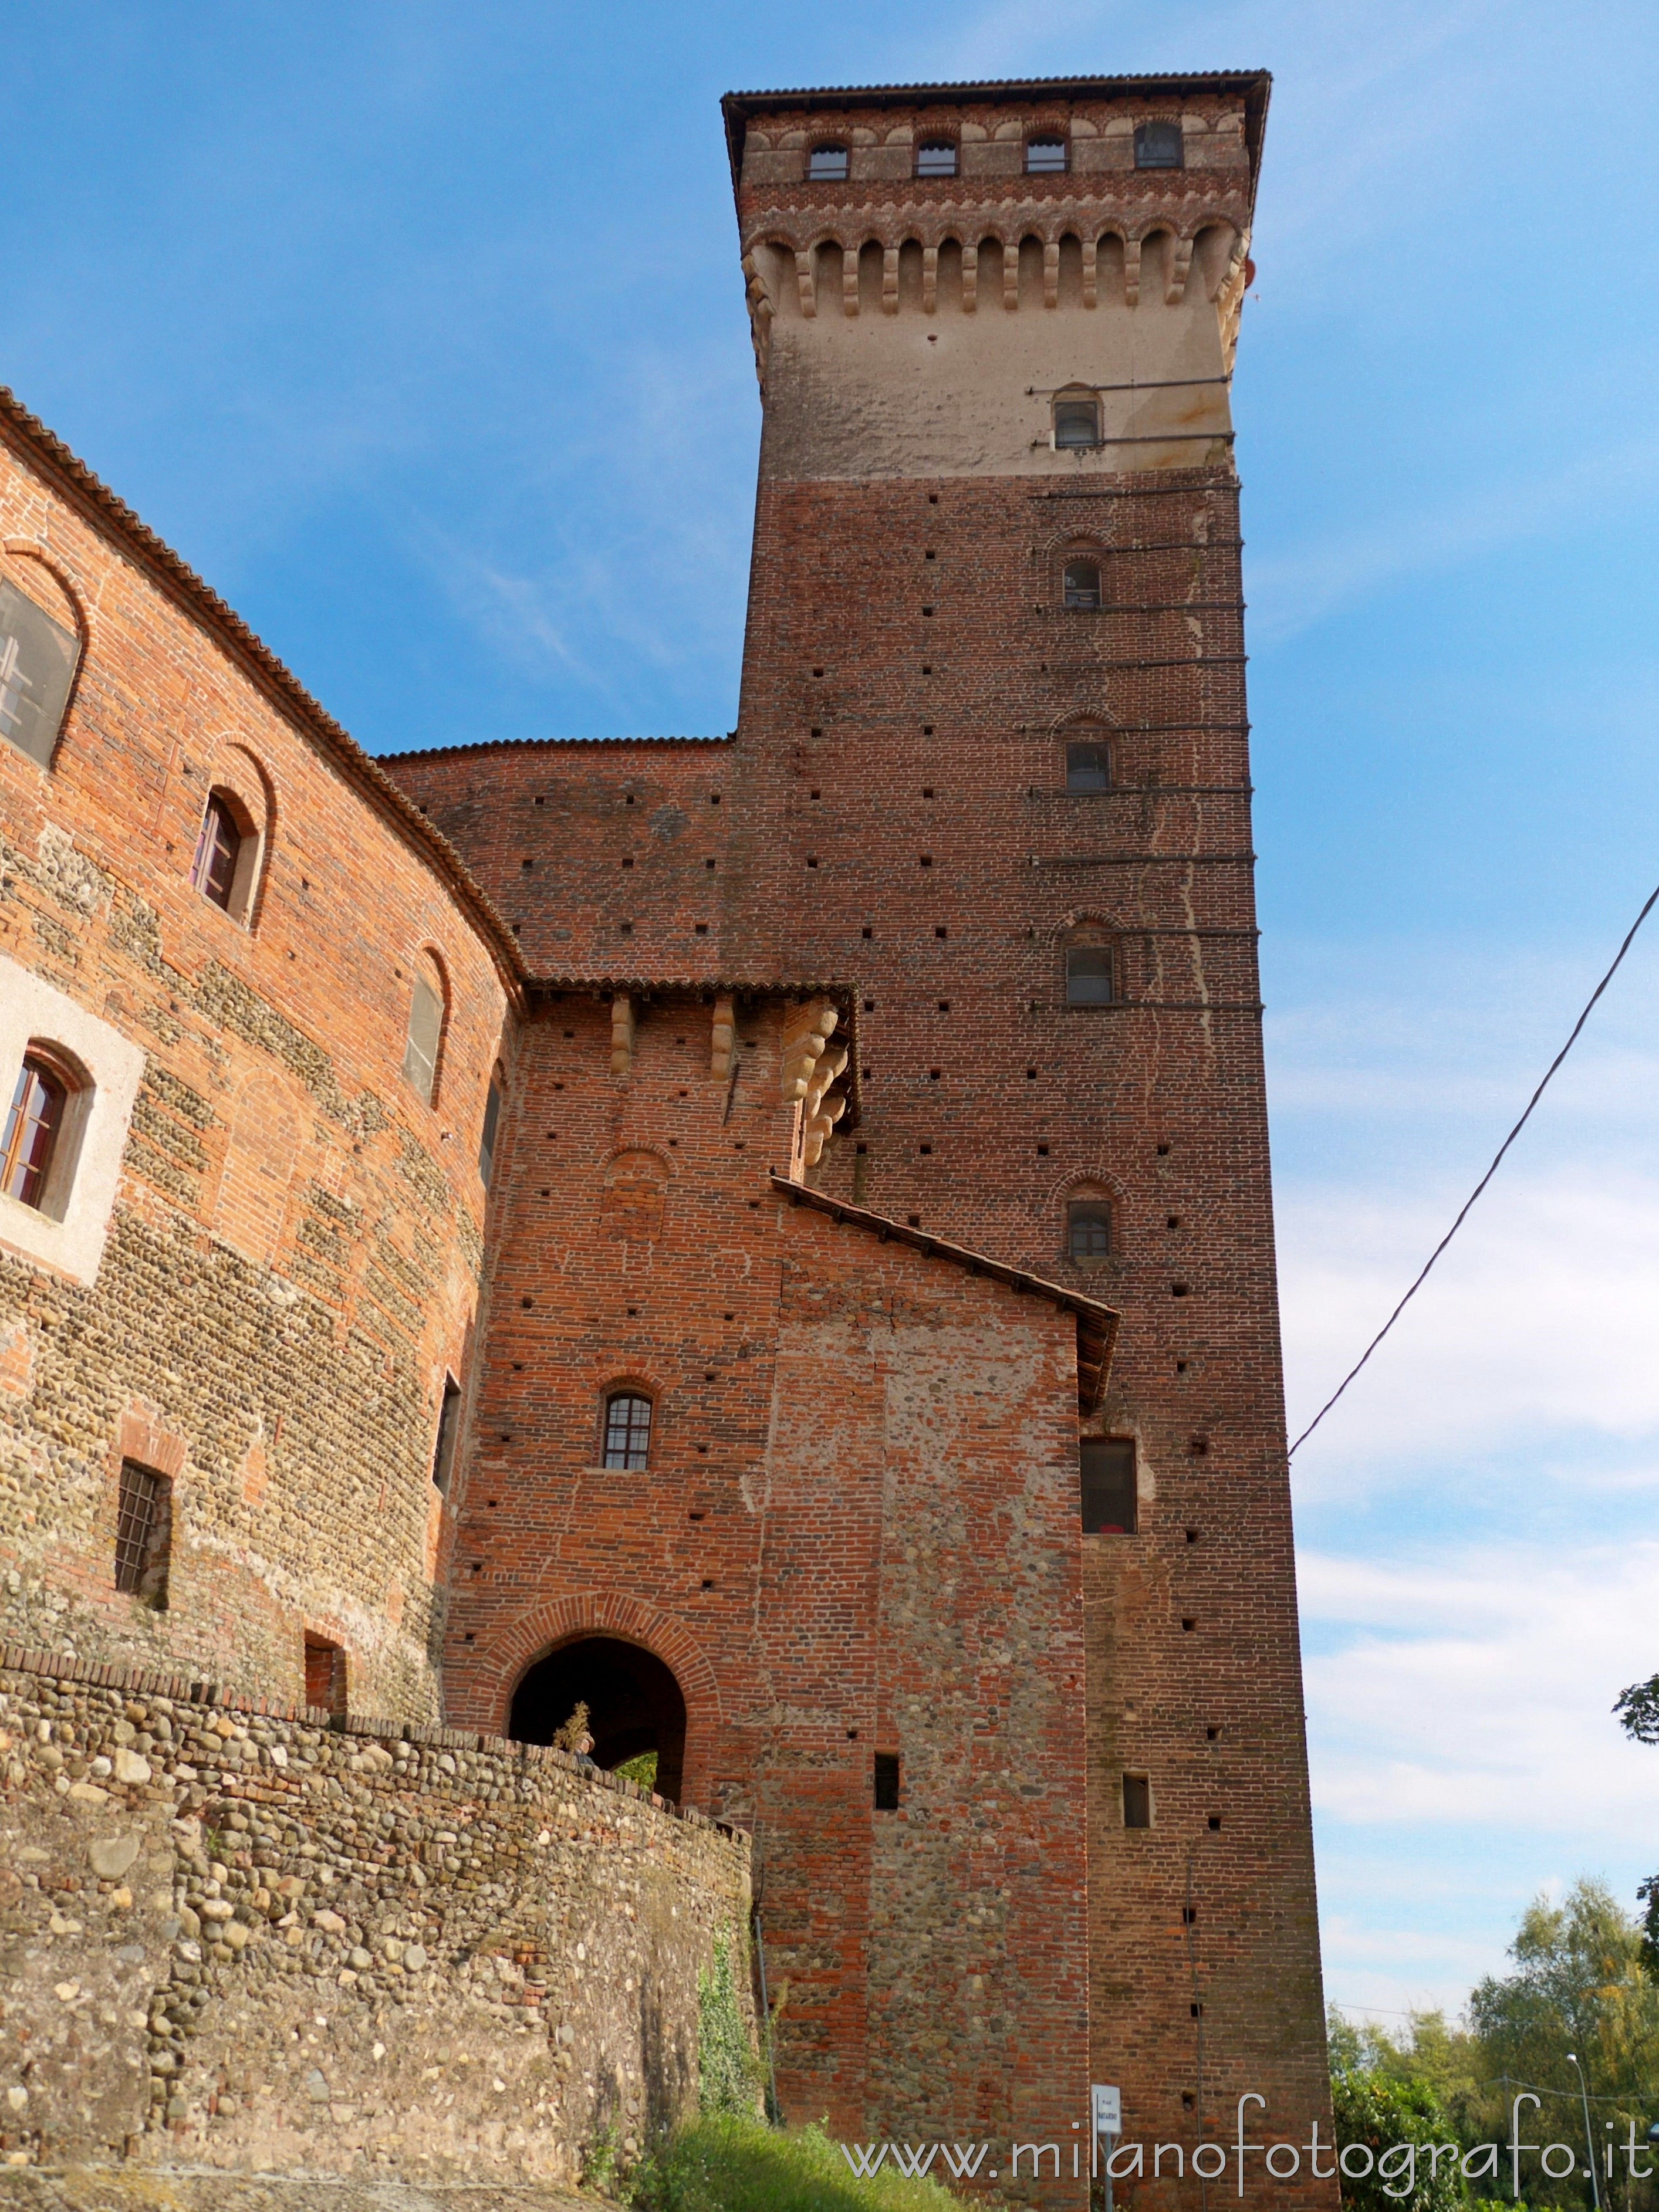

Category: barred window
[603, 1392, 653, 1472]
[1066, 945, 1116, 1004]
[113, 1459, 171, 1608]
[1063, 559, 1102, 609]
[1069, 1199, 1113, 1265]
[1066, 742, 1111, 792]
[1135, 120, 1184, 170]
[1054, 397, 1101, 450]
[1, 1055, 67, 1210]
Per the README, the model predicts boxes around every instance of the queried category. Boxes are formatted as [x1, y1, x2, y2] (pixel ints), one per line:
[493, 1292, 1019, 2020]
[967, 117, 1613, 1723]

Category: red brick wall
[0, 422, 515, 1718]
[438, 990, 1091, 2176]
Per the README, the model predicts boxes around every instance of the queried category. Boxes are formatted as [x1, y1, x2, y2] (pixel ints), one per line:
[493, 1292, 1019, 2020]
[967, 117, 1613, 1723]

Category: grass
[624, 2115, 978, 2211]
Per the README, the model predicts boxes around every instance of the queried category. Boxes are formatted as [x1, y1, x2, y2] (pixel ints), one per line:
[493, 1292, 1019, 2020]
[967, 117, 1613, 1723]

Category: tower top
[721, 71, 1271, 211]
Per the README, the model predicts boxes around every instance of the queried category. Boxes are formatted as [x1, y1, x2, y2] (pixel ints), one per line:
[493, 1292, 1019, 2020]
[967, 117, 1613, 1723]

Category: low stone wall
[0, 1645, 752, 2189]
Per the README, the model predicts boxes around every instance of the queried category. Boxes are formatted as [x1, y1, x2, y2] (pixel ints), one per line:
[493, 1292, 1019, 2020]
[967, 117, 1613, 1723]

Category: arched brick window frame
[401, 945, 451, 1108]
[0, 544, 89, 772]
[192, 742, 275, 929]
[1053, 1171, 1122, 1273]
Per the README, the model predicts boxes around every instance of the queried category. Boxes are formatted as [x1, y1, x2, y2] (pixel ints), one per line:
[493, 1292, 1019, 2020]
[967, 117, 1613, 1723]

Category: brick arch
[454, 1588, 722, 1743]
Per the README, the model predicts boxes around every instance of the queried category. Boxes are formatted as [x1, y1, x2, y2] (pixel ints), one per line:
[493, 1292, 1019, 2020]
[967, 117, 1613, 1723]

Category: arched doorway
[509, 1636, 687, 1804]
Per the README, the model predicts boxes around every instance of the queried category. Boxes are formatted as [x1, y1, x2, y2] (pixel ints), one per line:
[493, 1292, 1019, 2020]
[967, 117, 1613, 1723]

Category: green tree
[1467, 1878, 1659, 2212]
[1616, 1673, 1659, 1976]
[1329, 2021, 1467, 2212]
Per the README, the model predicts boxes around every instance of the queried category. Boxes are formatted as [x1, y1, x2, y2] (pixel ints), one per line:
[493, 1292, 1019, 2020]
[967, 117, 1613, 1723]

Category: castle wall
[0, 417, 516, 1721]
[436, 991, 1094, 2189]
[0, 1642, 749, 2183]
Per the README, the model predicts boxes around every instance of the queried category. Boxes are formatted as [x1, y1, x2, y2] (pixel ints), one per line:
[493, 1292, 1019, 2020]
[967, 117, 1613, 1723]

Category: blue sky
[11, 0, 1659, 2022]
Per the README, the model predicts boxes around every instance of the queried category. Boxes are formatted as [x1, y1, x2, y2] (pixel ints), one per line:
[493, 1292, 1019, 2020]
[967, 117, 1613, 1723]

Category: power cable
[1289, 877, 1659, 1457]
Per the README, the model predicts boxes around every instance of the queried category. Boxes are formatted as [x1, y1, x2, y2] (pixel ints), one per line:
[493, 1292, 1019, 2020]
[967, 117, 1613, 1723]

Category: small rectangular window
[432, 1374, 462, 1493]
[113, 1459, 171, 1608]
[479, 1075, 504, 1186]
[916, 141, 957, 177]
[1123, 1773, 1151, 1828]
[304, 1635, 346, 1716]
[1066, 743, 1111, 793]
[1082, 1438, 1137, 1533]
[1054, 399, 1101, 451]
[1135, 120, 1184, 170]
[603, 1392, 653, 1471]
[403, 973, 443, 1104]
[874, 1752, 901, 1810]
[809, 144, 849, 181]
[1066, 946, 1115, 1005]
[1026, 136, 1067, 174]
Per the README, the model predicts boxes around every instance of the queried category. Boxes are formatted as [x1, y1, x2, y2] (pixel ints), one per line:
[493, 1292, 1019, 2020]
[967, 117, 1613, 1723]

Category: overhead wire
[1288, 877, 1659, 1457]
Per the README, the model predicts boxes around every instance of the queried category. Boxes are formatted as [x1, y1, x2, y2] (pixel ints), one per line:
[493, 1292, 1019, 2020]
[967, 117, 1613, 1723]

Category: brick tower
[715, 72, 1332, 2186]
[385, 69, 1334, 2204]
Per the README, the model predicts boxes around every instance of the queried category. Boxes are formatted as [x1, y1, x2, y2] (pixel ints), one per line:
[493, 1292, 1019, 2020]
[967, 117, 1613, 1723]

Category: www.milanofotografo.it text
[839, 2094, 1659, 2194]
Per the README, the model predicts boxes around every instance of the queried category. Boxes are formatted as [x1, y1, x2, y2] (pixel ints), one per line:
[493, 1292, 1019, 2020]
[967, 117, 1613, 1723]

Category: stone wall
[0, 1645, 751, 2188]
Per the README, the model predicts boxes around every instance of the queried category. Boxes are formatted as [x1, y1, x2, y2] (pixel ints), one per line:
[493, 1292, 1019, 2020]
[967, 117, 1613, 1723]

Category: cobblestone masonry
[0, 1645, 749, 2187]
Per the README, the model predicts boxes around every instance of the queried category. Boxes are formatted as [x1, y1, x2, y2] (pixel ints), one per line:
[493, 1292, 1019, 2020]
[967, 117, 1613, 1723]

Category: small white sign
[1092, 2084, 1121, 2136]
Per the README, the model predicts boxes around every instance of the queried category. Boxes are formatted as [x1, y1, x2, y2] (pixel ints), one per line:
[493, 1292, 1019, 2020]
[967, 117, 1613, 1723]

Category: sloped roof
[772, 1173, 1118, 1411]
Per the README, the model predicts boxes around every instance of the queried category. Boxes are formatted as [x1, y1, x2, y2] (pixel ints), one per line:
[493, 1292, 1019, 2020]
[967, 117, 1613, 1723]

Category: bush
[626, 2115, 967, 2211]
[698, 1932, 760, 2117]
[1330, 2069, 1465, 2212]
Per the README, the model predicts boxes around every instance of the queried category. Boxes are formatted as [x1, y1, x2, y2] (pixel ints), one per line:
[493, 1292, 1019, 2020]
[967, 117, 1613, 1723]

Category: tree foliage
[1614, 1672, 1659, 1747]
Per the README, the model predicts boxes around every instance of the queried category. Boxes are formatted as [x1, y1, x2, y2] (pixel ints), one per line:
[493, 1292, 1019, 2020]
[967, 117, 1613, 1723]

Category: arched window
[403, 954, 447, 1106]
[1135, 119, 1184, 170]
[602, 1391, 653, 1472]
[191, 791, 246, 912]
[1067, 740, 1111, 792]
[0, 571, 80, 767]
[479, 1066, 505, 1186]
[1066, 944, 1116, 1004]
[1, 1053, 69, 1209]
[1069, 1198, 1113, 1265]
[916, 140, 957, 177]
[1026, 135, 1067, 174]
[1054, 394, 1101, 450]
[809, 143, 849, 181]
[1063, 558, 1102, 609]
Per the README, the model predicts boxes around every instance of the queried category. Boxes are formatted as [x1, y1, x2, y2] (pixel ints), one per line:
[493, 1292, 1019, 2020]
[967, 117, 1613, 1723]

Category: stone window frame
[0, 955, 145, 1286]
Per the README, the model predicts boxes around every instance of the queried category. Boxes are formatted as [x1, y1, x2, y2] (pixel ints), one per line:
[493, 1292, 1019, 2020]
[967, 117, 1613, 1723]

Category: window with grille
[1066, 946, 1115, 1004]
[1135, 120, 1184, 169]
[1, 1055, 68, 1210]
[305, 1635, 345, 1714]
[1069, 1200, 1113, 1265]
[874, 1753, 901, 1810]
[1066, 742, 1110, 792]
[1081, 1437, 1137, 1532]
[1026, 136, 1067, 174]
[0, 577, 79, 767]
[809, 144, 849, 181]
[1054, 397, 1101, 450]
[191, 793, 244, 912]
[603, 1392, 653, 1471]
[915, 141, 957, 177]
[113, 1459, 170, 1608]
[432, 1374, 462, 1493]
[1063, 559, 1102, 608]
[479, 1071, 504, 1186]
[403, 966, 445, 1105]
